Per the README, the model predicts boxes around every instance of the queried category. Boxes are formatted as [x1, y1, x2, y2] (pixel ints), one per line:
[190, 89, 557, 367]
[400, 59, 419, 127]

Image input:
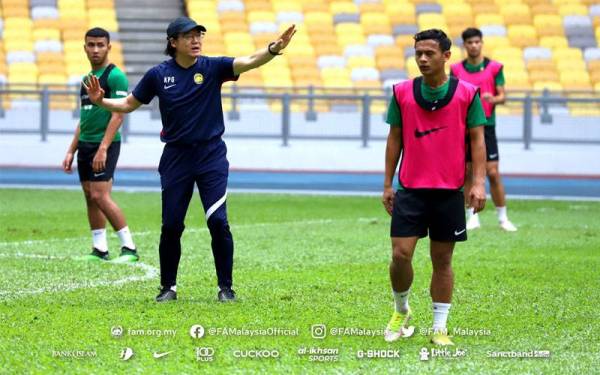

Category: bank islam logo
[120, 347, 134, 361]
[190, 324, 205, 339]
[111, 325, 124, 338]
[420, 347, 430, 361]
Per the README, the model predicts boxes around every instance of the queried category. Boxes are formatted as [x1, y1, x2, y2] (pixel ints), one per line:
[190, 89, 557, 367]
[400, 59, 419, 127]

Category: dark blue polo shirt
[132, 56, 238, 144]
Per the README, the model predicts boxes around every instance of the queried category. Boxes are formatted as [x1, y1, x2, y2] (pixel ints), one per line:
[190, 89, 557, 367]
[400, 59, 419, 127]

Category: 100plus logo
[196, 347, 214, 362]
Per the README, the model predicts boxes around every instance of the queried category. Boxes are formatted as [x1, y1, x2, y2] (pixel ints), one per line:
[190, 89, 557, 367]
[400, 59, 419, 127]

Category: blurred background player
[451, 28, 517, 232]
[62, 27, 138, 263]
[382, 29, 487, 346]
[83, 17, 296, 302]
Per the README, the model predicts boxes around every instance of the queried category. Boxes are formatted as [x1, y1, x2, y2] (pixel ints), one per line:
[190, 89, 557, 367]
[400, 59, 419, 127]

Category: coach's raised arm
[232, 24, 296, 75]
[82, 24, 296, 114]
[82, 73, 141, 113]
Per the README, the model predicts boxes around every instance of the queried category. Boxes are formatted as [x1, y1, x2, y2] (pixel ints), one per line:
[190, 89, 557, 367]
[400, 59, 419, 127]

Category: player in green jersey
[62, 27, 138, 262]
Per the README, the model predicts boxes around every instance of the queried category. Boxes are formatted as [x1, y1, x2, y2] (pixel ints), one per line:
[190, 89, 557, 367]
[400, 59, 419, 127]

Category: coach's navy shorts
[391, 189, 467, 242]
[77, 141, 120, 182]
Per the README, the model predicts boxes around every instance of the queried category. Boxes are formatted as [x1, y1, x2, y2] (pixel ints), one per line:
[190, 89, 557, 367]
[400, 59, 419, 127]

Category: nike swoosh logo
[93, 172, 105, 177]
[414, 126, 447, 138]
[454, 229, 466, 236]
[153, 351, 173, 359]
[164, 84, 176, 89]
[489, 153, 498, 158]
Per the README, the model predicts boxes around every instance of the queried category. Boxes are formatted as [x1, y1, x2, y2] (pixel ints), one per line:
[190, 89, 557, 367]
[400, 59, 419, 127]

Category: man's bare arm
[62, 122, 80, 173]
[467, 125, 487, 212]
[92, 112, 124, 172]
[83, 75, 142, 113]
[383, 126, 403, 215]
[233, 25, 296, 75]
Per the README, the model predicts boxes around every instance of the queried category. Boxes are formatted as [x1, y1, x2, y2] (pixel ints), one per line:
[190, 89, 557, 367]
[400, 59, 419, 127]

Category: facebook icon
[189, 324, 205, 339]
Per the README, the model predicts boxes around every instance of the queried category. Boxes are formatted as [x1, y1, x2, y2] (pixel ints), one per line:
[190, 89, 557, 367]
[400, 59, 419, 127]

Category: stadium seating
[2, 0, 599, 113]
[1, 0, 125, 109]
[180, 0, 599, 97]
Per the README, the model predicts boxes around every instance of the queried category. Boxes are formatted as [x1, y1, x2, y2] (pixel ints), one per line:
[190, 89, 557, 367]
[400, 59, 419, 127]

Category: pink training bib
[392, 76, 479, 189]
[450, 58, 502, 118]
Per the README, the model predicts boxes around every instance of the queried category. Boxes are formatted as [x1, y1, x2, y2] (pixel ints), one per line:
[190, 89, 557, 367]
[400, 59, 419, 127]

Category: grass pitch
[0, 188, 599, 374]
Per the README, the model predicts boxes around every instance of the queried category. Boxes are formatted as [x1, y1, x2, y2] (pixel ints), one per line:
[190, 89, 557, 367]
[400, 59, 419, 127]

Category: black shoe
[218, 287, 236, 302]
[84, 248, 109, 261]
[156, 287, 177, 302]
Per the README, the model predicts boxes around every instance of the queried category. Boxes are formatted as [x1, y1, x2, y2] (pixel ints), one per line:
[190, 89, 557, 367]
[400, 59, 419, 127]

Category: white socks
[92, 226, 136, 252]
[116, 226, 136, 249]
[467, 207, 476, 218]
[393, 289, 410, 313]
[391, 295, 451, 333]
[91, 228, 108, 252]
[469, 206, 511, 224]
[496, 206, 508, 223]
[432, 302, 451, 334]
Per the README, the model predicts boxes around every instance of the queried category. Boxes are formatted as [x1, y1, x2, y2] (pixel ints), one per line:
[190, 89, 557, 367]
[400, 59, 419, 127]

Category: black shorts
[77, 141, 120, 182]
[390, 189, 467, 242]
[467, 126, 499, 162]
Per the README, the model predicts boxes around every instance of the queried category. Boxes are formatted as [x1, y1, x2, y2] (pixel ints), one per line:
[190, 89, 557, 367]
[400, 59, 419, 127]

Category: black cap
[166, 17, 206, 38]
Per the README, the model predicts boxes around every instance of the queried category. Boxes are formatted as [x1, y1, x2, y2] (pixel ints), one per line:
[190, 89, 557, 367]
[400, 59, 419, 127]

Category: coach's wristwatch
[268, 42, 283, 56]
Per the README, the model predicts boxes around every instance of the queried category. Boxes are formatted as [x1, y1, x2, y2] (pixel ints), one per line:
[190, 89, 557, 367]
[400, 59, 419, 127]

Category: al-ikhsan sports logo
[194, 73, 204, 85]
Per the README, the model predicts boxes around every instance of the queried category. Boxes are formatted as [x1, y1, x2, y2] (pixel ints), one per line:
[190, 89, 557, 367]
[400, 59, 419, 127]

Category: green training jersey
[79, 64, 128, 143]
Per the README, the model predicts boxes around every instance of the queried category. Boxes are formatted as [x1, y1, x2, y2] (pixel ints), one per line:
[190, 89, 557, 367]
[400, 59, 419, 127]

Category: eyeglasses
[182, 32, 205, 41]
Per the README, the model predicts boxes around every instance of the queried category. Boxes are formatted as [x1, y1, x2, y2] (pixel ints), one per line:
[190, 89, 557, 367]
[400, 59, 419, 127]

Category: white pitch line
[0, 218, 380, 300]
[0, 218, 371, 248]
[0, 252, 159, 300]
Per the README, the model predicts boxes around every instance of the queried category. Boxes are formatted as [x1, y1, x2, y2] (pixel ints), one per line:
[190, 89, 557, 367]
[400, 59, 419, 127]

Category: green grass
[0, 188, 599, 374]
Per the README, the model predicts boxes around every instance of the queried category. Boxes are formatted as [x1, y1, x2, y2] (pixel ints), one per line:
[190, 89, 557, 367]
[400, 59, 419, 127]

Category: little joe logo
[120, 347, 134, 361]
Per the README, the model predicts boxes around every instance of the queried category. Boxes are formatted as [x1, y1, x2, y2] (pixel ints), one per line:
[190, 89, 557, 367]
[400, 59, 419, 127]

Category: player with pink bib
[450, 27, 517, 232]
[382, 29, 487, 346]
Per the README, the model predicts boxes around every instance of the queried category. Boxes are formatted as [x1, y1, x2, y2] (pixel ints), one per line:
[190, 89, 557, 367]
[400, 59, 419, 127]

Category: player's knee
[431, 255, 452, 271]
[161, 223, 185, 240]
[488, 168, 500, 184]
[391, 246, 413, 265]
[89, 190, 108, 205]
[207, 214, 231, 237]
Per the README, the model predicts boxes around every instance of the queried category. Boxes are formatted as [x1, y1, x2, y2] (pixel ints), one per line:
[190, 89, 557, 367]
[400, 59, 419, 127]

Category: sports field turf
[0, 188, 598, 374]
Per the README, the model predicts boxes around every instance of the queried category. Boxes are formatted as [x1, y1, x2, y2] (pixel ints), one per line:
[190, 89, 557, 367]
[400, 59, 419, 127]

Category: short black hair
[462, 27, 483, 42]
[164, 36, 177, 57]
[414, 29, 452, 52]
[85, 27, 110, 43]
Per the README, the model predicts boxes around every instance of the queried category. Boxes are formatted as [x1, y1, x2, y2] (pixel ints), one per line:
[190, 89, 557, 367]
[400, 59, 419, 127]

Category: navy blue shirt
[132, 56, 238, 144]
